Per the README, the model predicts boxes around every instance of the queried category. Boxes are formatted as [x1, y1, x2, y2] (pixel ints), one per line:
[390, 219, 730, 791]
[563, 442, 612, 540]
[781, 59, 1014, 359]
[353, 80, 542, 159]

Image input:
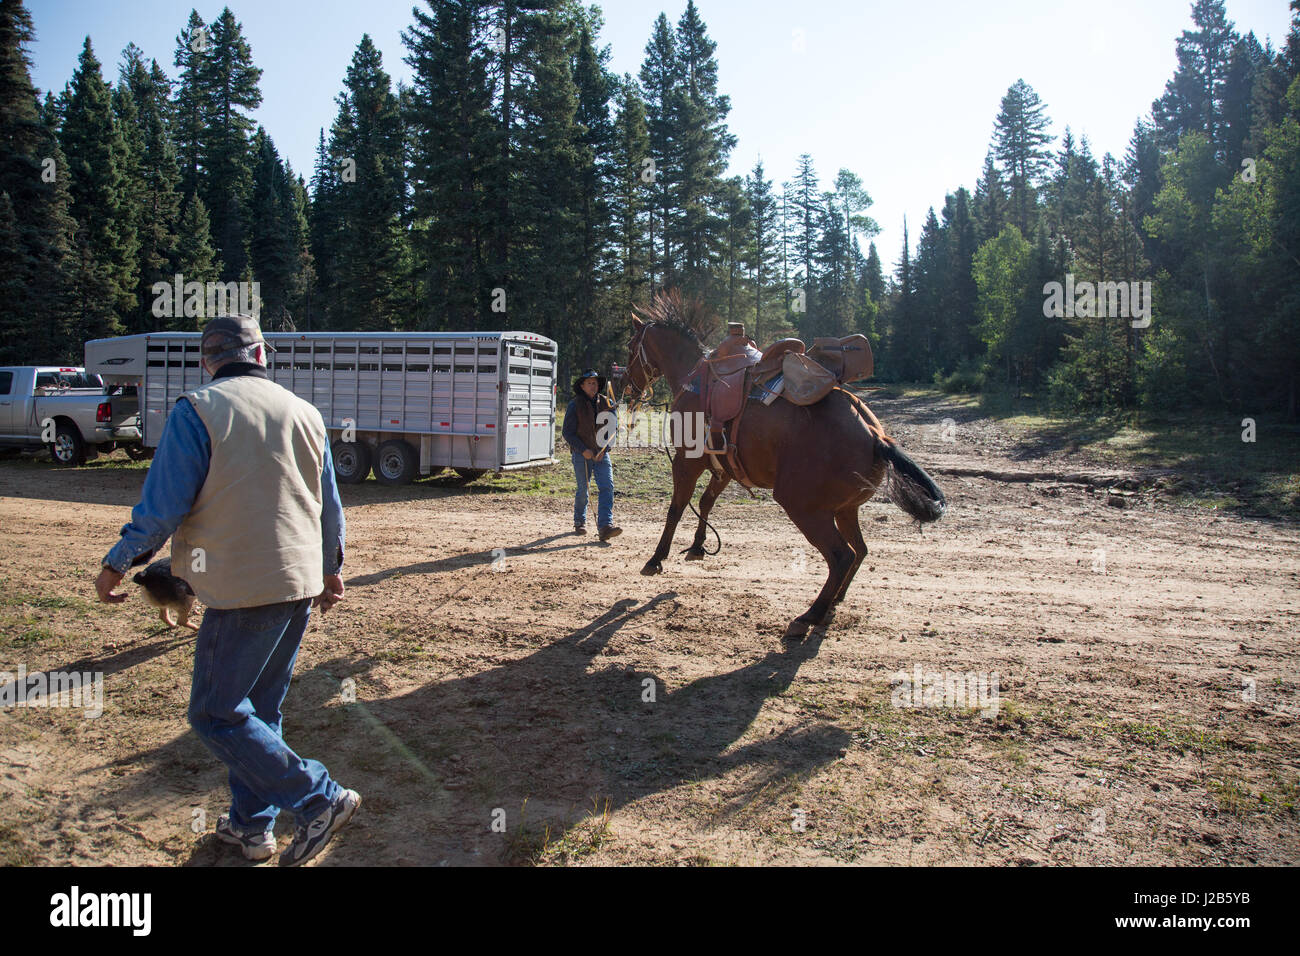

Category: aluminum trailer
[84, 331, 558, 484]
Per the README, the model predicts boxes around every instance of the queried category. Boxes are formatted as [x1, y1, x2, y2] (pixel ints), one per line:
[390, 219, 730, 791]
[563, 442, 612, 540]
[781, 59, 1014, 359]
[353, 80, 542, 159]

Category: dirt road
[1, 393, 1297, 865]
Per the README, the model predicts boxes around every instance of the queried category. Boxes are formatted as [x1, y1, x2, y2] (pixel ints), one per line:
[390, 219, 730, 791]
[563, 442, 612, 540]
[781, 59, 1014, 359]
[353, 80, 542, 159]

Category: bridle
[623, 322, 662, 415]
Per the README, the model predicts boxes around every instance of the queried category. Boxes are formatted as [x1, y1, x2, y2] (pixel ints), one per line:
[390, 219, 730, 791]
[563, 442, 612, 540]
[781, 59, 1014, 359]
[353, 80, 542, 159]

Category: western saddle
[689, 321, 874, 489]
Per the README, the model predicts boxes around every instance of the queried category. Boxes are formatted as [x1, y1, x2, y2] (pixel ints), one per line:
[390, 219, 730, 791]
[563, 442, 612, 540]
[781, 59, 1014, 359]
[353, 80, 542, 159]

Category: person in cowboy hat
[561, 368, 621, 541]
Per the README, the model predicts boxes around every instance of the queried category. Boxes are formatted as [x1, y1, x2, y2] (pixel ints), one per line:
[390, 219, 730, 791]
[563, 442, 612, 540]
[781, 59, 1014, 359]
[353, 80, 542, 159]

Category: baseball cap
[200, 314, 276, 361]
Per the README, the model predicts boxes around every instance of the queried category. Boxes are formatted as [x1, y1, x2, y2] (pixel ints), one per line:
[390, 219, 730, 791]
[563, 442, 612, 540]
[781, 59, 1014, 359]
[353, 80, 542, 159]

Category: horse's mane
[631, 289, 718, 353]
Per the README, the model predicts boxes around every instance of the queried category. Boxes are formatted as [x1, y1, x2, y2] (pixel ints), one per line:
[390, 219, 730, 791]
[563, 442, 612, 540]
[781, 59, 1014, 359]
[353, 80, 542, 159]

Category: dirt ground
[1, 392, 1297, 866]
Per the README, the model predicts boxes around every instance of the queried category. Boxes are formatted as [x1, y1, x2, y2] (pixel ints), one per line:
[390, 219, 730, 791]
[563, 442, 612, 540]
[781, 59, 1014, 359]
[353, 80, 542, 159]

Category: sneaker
[598, 526, 622, 542]
[279, 788, 361, 867]
[574, 524, 586, 535]
[215, 814, 277, 862]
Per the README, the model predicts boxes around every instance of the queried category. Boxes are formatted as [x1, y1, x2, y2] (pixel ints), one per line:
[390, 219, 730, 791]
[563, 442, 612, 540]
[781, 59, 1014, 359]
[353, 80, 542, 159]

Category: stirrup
[704, 428, 729, 455]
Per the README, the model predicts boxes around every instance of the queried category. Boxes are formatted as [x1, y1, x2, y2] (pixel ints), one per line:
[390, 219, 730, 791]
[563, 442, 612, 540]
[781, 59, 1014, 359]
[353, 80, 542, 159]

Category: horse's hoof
[641, 560, 663, 576]
[786, 608, 825, 638]
[683, 548, 705, 561]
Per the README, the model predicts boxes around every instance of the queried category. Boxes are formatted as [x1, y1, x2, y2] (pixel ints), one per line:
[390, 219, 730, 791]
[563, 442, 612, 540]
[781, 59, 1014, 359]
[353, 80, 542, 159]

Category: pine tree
[120, 45, 181, 333]
[609, 75, 650, 313]
[909, 207, 943, 375]
[172, 10, 207, 200]
[863, 241, 885, 305]
[403, 0, 495, 330]
[1123, 119, 1163, 268]
[939, 188, 979, 369]
[744, 158, 779, 343]
[669, 0, 735, 298]
[59, 37, 136, 343]
[789, 153, 820, 335]
[0, 0, 76, 361]
[110, 80, 145, 329]
[718, 175, 749, 324]
[993, 78, 1053, 235]
[327, 35, 408, 331]
[199, 8, 263, 282]
[572, 22, 617, 357]
[171, 192, 219, 329]
[886, 217, 923, 380]
[513, 5, 582, 351]
[249, 129, 302, 329]
[308, 128, 340, 328]
[1152, 0, 1237, 158]
[639, 12, 682, 291]
[974, 150, 1007, 243]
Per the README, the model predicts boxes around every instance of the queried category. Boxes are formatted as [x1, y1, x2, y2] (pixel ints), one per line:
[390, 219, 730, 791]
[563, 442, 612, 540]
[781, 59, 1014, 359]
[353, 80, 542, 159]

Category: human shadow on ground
[80, 593, 844, 866]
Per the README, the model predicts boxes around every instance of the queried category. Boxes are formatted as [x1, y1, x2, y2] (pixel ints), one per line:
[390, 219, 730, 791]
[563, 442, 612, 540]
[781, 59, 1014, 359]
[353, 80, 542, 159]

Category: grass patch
[501, 799, 553, 866]
[534, 798, 614, 865]
[0, 449, 150, 473]
[886, 383, 1300, 519]
[5, 624, 59, 649]
[0, 822, 39, 866]
[0, 581, 94, 617]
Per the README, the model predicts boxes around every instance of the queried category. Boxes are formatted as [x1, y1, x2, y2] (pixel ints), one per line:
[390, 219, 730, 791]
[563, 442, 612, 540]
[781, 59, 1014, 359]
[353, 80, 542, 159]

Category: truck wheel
[48, 423, 86, 467]
[332, 440, 371, 484]
[375, 440, 418, 485]
[453, 467, 487, 482]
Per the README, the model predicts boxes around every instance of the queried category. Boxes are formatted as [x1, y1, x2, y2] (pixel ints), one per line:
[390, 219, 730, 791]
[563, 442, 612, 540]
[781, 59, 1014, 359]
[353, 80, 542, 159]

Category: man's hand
[314, 573, 344, 616]
[95, 566, 127, 604]
[582, 449, 593, 460]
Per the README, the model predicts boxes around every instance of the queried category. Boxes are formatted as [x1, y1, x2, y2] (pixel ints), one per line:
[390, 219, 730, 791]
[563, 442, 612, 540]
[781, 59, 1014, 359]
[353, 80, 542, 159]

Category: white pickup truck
[0, 366, 143, 466]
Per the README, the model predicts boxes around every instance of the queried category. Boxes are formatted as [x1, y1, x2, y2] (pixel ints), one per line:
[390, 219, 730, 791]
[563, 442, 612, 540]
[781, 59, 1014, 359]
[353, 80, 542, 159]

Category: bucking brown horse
[623, 291, 946, 638]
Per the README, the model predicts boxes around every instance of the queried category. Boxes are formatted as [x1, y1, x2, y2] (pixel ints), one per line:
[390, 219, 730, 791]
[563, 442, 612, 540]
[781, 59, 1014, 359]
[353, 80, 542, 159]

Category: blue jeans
[188, 598, 339, 833]
[572, 451, 613, 529]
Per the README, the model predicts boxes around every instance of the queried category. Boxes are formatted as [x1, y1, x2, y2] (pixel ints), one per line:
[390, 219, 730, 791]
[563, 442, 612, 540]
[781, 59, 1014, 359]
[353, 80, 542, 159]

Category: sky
[25, 0, 1297, 270]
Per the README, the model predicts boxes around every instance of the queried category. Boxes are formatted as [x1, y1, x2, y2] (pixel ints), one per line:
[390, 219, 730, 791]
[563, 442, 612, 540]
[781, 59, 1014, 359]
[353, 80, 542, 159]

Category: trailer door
[502, 342, 534, 466]
[529, 341, 556, 462]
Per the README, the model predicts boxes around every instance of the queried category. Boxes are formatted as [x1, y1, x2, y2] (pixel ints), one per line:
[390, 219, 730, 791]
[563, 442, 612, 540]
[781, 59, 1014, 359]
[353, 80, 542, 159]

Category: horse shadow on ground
[89, 593, 843, 866]
[299, 593, 849, 864]
[345, 533, 617, 588]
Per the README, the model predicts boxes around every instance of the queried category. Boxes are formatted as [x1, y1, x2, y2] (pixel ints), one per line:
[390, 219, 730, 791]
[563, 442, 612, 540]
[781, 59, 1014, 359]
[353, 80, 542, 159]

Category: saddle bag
[806, 334, 874, 383]
[781, 352, 837, 406]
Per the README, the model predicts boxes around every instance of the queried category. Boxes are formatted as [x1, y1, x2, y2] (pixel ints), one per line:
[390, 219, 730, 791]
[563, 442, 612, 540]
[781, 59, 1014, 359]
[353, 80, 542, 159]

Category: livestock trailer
[83, 331, 558, 484]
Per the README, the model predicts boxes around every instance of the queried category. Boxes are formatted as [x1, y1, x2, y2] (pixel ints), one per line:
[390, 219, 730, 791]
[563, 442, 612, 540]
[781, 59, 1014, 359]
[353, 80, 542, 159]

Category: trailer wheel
[375, 440, 418, 485]
[124, 443, 154, 462]
[48, 423, 86, 467]
[453, 467, 487, 482]
[332, 440, 371, 484]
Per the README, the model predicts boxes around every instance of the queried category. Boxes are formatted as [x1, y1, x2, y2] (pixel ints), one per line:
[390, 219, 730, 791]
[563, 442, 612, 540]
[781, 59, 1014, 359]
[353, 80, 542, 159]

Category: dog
[131, 555, 199, 631]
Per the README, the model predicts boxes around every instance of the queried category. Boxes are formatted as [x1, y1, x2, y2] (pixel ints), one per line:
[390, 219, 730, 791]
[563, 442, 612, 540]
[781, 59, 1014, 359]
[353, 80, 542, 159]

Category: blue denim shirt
[103, 371, 345, 577]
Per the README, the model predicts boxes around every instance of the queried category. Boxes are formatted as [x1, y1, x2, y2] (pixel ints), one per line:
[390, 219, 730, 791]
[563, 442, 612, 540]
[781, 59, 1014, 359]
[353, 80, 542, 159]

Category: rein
[626, 322, 722, 557]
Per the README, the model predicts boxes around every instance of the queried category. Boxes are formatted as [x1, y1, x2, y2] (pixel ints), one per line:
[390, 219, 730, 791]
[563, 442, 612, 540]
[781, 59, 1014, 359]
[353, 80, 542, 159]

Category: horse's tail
[835, 387, 946, 523]
[876, 438, 947, 523]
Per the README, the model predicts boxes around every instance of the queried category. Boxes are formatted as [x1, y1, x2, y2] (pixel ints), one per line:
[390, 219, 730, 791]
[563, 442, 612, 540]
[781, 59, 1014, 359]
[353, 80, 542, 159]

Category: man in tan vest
[95, 315, 358, 866]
